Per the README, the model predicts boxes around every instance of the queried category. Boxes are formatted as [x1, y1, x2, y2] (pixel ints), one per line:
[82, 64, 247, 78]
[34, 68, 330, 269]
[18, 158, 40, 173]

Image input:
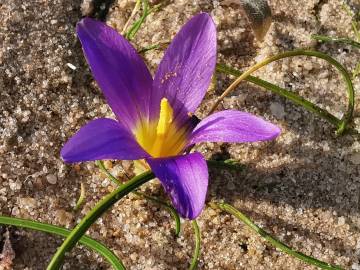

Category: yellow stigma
[134, 98, 188, 158]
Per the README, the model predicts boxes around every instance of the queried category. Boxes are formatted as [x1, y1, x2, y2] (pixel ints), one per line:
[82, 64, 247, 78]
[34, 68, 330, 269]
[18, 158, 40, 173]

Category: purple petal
[77, 18, 153, 130]
[188, 110, 281, 145]
[61, 118, 149, 163]
[152, 13, 217, 124]
[147, 152, 208, 219]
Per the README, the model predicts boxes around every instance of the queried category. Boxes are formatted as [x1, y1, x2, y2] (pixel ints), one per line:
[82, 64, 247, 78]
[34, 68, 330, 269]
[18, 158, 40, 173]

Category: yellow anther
[134, 97, 188, 158]
[156, 98, 173, 135]
[152, 98, 174, 156]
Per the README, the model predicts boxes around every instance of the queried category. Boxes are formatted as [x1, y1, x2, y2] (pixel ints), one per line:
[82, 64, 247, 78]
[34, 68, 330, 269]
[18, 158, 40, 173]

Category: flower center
[134, 98, 188, 158]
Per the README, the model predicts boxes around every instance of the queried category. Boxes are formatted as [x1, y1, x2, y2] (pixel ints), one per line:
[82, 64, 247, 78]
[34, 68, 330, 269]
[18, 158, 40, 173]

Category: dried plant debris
[225, 0, 272, 41]
[0, 230, 15, 270]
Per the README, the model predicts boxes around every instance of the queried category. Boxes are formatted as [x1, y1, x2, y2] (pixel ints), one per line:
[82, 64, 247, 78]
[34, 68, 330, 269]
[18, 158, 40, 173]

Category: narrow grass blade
[74, 182, 86, 211]
[0, 216, 125, 270]
[213, 50, 355, 136]
[189, 220, 201, 270]
[311, 34, 360, 49]
[207, 159, 245, 171]
[216, 203, 343, 270]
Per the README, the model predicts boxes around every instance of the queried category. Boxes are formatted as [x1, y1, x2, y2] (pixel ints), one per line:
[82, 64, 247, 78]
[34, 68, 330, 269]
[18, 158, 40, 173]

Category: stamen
[134, 97, 188, 158]
[152, 98, 174, 156]
[156, 98, 173, 135]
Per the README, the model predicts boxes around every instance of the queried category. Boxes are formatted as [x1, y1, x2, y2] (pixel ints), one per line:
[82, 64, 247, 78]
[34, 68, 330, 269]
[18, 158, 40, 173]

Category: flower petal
[61, 118, 149, 163]
[188, 110, 281, 145]
[147, 152, 208, 220]
[152, 13, 217, 122]
[77, 18, 153, 130]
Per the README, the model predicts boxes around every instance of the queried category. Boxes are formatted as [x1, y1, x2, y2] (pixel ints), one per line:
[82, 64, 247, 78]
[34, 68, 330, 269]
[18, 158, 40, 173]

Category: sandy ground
[1, 0, 360, 269]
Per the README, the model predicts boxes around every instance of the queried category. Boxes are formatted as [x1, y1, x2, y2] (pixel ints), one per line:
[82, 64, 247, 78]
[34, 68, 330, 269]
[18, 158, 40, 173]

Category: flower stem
[46, 171, 155, 270]
[216, 203, 344, 270]
[212, 50, 355, 135]
[189, 220, 201, 270]
[0, 216, 125, 270]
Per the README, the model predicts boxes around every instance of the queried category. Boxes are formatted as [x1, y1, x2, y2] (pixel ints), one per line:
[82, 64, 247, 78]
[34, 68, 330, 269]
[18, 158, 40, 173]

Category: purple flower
[61, 14, 280, 219]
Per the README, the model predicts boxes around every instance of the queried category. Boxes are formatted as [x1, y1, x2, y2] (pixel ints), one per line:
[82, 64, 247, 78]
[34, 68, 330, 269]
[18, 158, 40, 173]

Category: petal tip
[186, 204, 206, 220]
[147, 152, 208, 220]
[194, 12, 216, 30]
[196, 12, 212, 19]
[76, 17, 91, 31]
[76, 17, 105, 39]
[60, 143, 73, 163]
[77, 17, 95, 26]
[269, 124, 281, 140]
[256, 120, 281, 142]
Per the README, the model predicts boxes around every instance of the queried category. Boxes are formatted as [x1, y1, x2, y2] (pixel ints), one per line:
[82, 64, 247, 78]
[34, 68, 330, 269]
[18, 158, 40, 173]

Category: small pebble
[270, 102, 285, 119]
[338, 216, 346, 226]
[104, 160, 113, 169]
[46, 174, 57, 185]
[66, 63, 76, 70]
[350, 153, 360, 165]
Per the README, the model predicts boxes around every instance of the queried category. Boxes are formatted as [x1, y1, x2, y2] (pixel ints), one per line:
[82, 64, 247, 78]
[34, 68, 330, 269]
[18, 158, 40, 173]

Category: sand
[1, 0, 360, 269]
